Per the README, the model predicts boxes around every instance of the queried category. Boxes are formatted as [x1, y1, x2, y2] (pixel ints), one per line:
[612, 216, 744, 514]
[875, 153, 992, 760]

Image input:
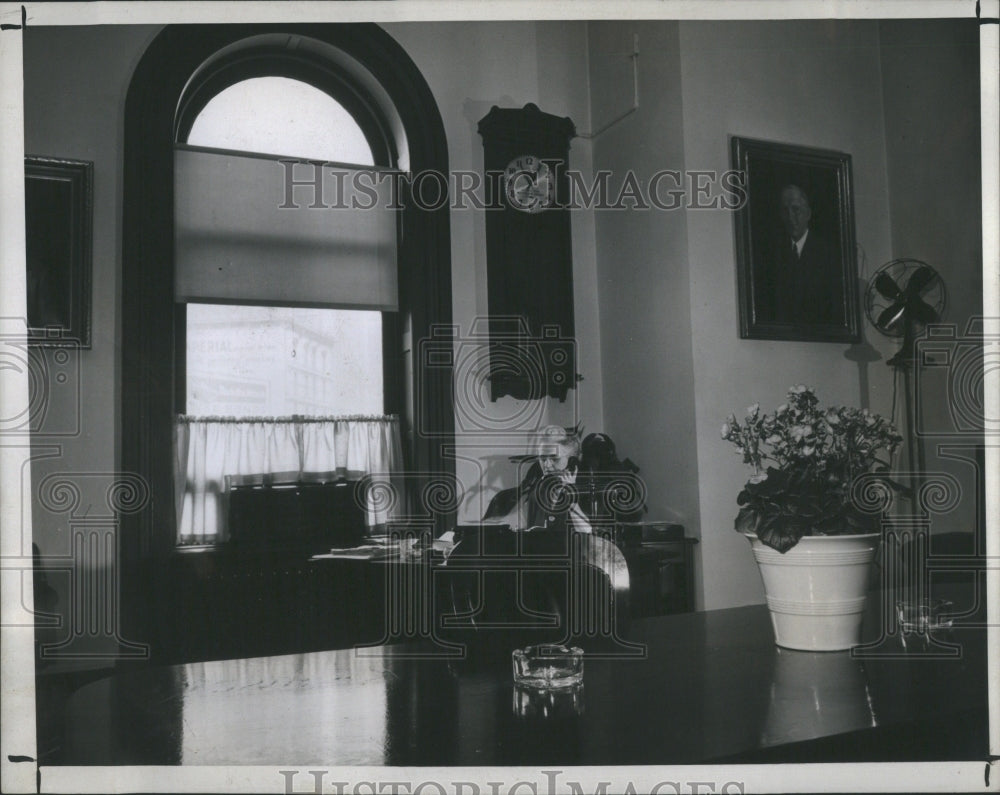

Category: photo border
[1, 3, 997, 795]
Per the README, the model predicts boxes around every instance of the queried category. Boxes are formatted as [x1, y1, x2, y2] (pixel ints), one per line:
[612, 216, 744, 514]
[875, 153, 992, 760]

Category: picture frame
[25, 155, 93, 347]
[731, 136, 860, 343]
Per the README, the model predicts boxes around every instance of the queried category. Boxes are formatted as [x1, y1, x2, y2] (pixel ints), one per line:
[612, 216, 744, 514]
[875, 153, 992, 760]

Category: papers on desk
[312, 533, 457, 562]
[320, 544, 400, 560]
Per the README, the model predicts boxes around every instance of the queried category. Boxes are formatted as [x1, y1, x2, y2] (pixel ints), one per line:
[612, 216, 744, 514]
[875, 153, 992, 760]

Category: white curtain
[175, 415, 403, 544]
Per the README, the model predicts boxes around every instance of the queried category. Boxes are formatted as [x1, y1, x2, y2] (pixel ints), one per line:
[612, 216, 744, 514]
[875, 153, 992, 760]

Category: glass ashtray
[513, 682, 584, 718]
[512, 644, 584, 690]
[895, 598, 954, 635]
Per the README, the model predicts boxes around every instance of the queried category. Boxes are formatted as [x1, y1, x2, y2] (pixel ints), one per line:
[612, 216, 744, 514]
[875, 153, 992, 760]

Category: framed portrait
[25, 155, 93, 347]
[731, 137, 860, 343]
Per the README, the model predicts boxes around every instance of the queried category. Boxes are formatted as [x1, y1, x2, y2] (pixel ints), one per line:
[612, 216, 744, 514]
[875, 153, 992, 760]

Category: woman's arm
[482, 492, 529, 530]
[567, 503, 592, 533]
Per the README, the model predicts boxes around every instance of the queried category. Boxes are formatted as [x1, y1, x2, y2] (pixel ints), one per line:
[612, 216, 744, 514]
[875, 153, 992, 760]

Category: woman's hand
[557, 464, 578, 486]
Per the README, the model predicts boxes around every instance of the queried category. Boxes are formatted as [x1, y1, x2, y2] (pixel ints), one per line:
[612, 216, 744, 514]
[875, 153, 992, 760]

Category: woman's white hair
[532, 424, 581, 458]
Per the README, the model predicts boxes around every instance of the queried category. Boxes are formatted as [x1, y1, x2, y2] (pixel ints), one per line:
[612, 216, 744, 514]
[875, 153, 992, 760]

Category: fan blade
[874, 272, 903, 301]
[904, 265, 937, 296]
[877, 301, 907, 331]
[909, 297, 940, 325]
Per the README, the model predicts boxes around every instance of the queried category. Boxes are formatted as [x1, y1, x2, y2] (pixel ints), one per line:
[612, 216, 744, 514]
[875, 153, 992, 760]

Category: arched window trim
[121, 24, 454, 658]
[181, 83, 377, 168]
[174, 46, 396, 167]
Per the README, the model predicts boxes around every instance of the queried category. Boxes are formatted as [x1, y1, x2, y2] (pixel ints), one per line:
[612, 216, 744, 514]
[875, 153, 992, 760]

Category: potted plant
[721, 385, 902, 650]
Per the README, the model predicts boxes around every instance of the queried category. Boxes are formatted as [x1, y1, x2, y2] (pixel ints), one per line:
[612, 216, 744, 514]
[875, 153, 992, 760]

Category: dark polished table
[54, 591, 988, 766]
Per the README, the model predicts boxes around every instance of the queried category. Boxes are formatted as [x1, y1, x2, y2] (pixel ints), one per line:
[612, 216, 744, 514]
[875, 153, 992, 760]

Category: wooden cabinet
[478, 103, 578, 401]
[625, 539, 698, 617]
[616, 524, 698, 616]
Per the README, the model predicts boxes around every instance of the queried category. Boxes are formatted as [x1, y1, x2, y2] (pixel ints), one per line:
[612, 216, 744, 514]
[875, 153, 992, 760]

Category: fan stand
[866, 259, 945, 489]
[887, 319, 926, 491]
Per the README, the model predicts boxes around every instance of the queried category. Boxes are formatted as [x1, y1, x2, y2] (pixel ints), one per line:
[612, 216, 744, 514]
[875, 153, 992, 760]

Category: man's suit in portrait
[755, 231, 844, 327]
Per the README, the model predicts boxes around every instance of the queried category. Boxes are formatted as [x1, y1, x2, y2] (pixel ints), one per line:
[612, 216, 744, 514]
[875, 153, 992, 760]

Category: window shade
[174, 146, 398, 310]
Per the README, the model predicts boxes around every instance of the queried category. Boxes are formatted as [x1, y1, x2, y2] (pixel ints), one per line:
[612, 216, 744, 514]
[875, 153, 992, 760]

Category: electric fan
[864, 259, 946, 366]
[863, 258, 947, 476]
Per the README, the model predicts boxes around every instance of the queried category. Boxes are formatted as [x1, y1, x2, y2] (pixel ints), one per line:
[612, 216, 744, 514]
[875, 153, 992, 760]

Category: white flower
[746, 403, 760, 417]
[790, 425, 812, 442]
[721, 423, 731, 439]
[748, 472, 768, 485]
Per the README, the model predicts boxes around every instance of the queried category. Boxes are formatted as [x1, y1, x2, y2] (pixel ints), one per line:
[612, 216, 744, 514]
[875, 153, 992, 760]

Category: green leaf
[735, 505, 759, 534]
[757, 515, 804, 553]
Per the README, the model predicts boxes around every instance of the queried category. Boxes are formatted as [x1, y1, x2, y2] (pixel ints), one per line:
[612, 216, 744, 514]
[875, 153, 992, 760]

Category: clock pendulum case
[477, 103, 579, 402]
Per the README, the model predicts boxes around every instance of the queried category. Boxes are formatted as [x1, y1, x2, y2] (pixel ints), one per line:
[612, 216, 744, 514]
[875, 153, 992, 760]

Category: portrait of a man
[732, 137, 860, 342]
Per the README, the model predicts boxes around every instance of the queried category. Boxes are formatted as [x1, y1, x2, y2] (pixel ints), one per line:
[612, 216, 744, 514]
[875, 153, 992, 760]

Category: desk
[53, 593, 987, 766]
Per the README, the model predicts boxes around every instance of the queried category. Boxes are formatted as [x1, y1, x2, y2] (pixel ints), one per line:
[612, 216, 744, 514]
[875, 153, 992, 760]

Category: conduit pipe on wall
[576, 33, 639, 140]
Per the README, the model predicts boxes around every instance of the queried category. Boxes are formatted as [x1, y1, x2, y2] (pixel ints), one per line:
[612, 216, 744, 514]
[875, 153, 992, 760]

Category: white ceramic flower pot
[746, 532, 879, 651]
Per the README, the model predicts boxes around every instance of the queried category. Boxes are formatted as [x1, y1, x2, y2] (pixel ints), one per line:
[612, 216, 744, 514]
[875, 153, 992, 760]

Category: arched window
[173, 65, 405, 543]
[121, 25, 454, 631]
[176, 75, 388, 422]
[186, 76, 375, 165]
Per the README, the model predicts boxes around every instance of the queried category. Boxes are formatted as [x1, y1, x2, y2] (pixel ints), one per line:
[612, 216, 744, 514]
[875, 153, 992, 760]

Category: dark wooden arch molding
[173, 45, 396, 167]
[121, 23, 454, 657]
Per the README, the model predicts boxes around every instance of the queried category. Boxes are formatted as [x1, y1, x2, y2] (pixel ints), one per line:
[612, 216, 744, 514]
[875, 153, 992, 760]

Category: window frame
[121, 24, 455, 658]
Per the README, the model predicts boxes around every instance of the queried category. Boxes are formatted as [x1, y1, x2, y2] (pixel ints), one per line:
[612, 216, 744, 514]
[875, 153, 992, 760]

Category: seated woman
[482, 425, 592, 533]
[443, 428, 631, 650]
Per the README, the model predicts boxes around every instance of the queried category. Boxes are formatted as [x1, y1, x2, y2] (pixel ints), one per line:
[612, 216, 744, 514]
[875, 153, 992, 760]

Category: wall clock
[504, 154, 554, 214]
[478, 103, 578, 401]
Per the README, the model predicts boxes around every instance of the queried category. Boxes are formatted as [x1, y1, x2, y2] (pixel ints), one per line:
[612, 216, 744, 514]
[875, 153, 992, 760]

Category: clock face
[504, 155, 555, 213]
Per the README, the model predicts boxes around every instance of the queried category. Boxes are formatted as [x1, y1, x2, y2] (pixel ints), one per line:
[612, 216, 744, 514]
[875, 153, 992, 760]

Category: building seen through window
[185, 304, 384, 417]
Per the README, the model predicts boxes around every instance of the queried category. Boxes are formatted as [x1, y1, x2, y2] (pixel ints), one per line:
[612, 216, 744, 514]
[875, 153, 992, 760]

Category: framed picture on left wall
[25, 155, 93, 347]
